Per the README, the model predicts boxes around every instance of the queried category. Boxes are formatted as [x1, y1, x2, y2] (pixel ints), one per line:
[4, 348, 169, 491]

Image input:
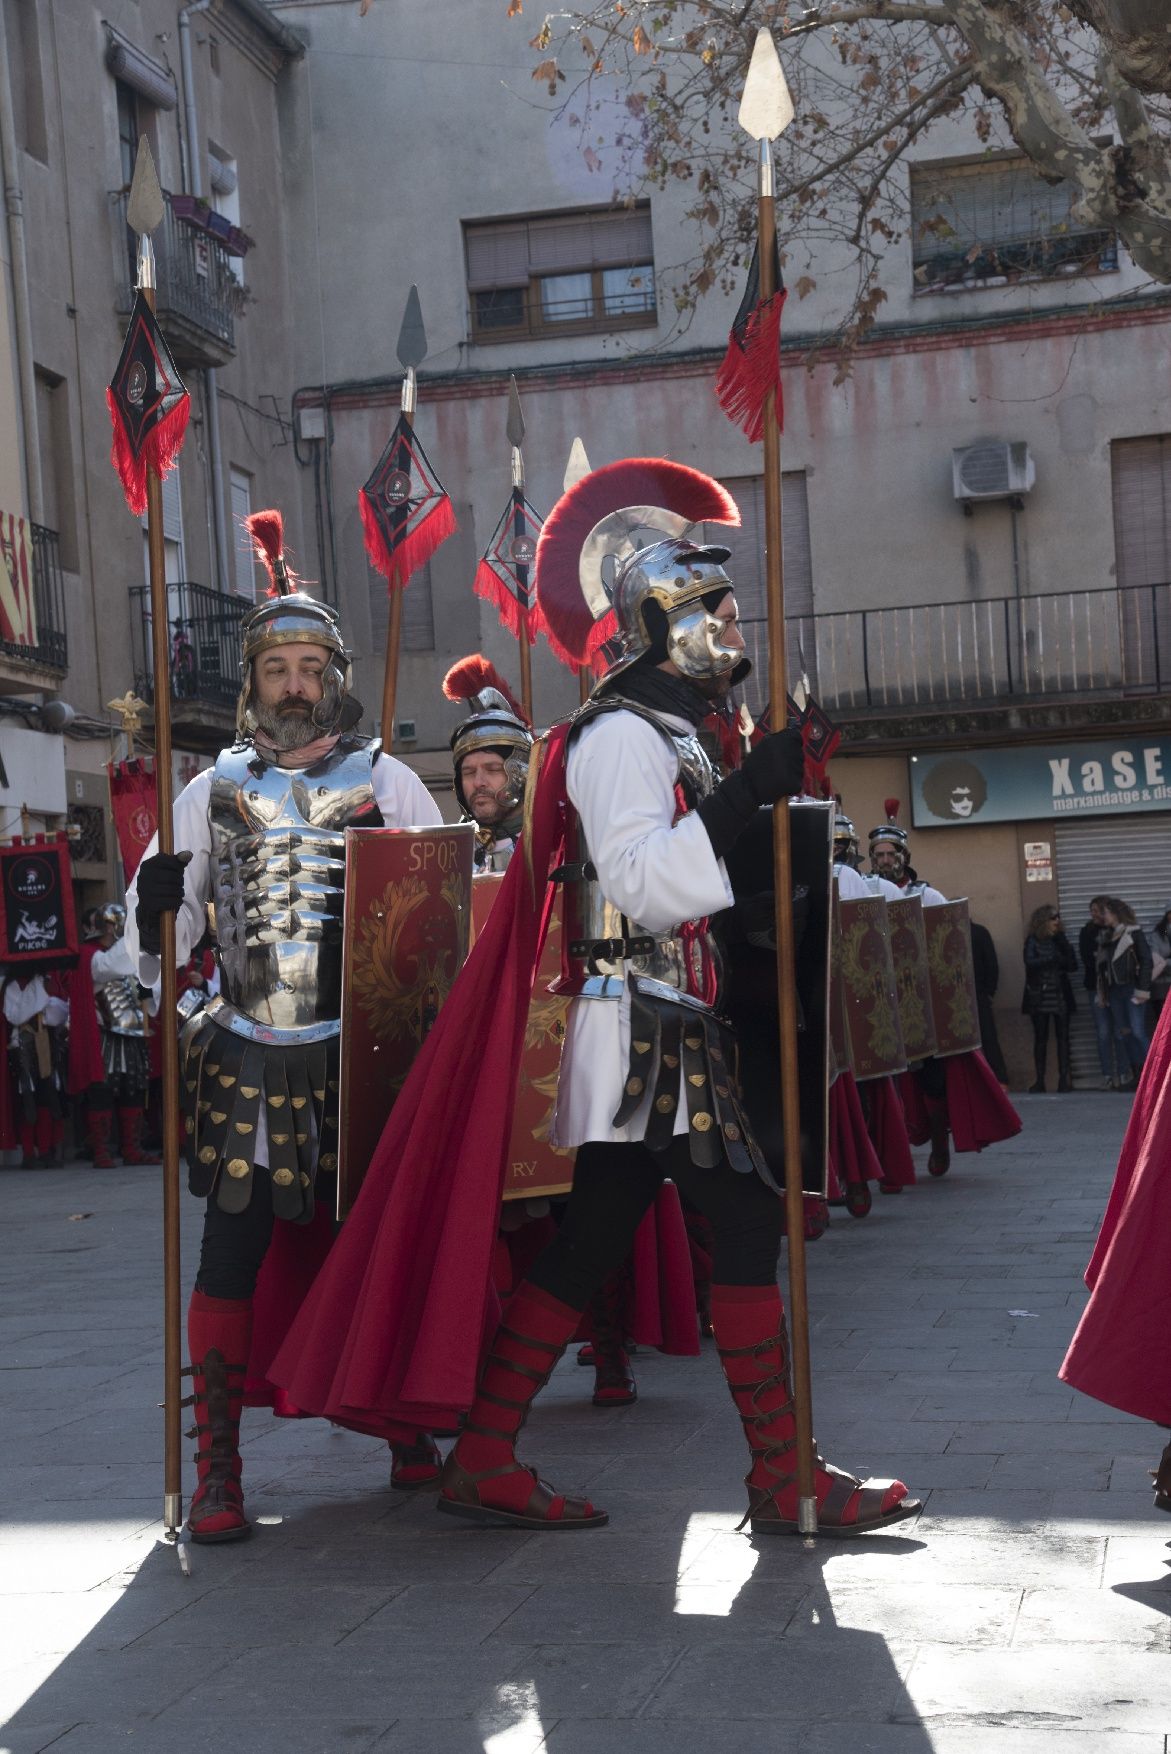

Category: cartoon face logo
[922, 759, 989, 822]
[9, 856, 52, 900]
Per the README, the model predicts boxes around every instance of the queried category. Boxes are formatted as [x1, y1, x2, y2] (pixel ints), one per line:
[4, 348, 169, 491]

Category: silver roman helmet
[235, 509, 354, 740]
[833, 812, 859, 868]
[442, 655, 533, 818]
[534, 458, 748, 688]
[869, 801, 910, 878]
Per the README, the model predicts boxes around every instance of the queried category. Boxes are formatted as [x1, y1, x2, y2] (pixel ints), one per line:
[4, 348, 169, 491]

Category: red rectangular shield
[887, 896, 938, 1062]
[470, 874, 574, 1201]
[837, 895, 906, 1080]
[924, 897, 982, 1058]
[337, 823, 475, 1218]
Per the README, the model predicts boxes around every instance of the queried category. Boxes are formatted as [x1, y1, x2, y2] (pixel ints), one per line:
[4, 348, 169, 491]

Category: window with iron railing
[464, 205, 657, 343]
[910, 154, 1117, 292]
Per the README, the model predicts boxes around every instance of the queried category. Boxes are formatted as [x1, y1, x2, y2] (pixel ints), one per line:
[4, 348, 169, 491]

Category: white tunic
[834, 863, 873, 901]
[551, 709, 734, 1150]
[861, 873, 907, 902]
[124, 751, 441, 982]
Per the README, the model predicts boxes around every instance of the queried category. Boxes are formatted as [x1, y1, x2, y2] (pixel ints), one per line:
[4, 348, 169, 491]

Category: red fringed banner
[715, 241, 786, 445]
[107, 757, 158, 882]
[359, 412, 456, 592]
[106, 291, 190, 516]
[472, 488, 544, 645]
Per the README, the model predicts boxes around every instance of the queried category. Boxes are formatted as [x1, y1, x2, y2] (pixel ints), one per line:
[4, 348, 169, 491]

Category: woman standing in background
[1022, 905, 1078, 1093]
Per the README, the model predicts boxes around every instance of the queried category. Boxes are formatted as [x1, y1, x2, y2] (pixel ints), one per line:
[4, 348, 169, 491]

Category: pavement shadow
[2, 1494, 939, 1753]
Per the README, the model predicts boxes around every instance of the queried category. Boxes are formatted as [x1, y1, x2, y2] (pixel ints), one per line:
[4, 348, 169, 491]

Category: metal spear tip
[126, 136, 165, 237]
[563, 436, 591, 492]
[396, 284, 428, 370]
[738, 27, 794, 141]
[506, 375, 526, 450]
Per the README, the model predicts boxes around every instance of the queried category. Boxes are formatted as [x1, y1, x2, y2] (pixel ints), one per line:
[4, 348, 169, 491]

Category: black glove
[697, 729, 804, 861]
[135, 850, 192, 956]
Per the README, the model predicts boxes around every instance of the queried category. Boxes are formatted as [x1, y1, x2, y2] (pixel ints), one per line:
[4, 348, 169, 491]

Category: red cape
[1060, 1000, 1171, 1423]
[866, 1075, 916, 1187]
[898, 1053, 1020, 1153]
[828, 1072, 884, 1190]
[63, 944, 105, 1095]
[269, 726, 570, 1437]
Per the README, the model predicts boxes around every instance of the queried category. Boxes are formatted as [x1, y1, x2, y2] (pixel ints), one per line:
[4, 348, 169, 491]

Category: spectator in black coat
[1022, 905, 1078, 1093]
[970, 920, 1008, 1085]
[1080, 896, 1122, 1087]
[1095, 897, 1153, 1085]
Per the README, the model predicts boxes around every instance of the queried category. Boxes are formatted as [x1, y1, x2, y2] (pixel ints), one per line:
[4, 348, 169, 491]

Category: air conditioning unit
[952, 441, 1035, 506]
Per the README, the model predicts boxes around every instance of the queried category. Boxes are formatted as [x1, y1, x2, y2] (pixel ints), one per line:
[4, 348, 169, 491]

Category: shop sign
[911, 738, 1171, 827]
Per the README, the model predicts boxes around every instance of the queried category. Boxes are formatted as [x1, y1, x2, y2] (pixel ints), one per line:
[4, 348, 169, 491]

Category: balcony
[0, 523, 68, 692]
[741, 583, 1171, 726]
[113, 190, 243, 368]
[130, 580, 249, 750]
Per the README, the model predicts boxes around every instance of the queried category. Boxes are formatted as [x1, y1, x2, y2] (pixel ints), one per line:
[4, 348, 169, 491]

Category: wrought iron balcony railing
[0, 523, 68, 676]
[130, 580, 248, 713]
[741, 582, 1171, 718]
[113, 189, 242, 367]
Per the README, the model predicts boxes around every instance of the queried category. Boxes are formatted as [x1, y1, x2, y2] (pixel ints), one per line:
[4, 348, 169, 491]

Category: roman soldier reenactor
[127, 509, 444, 1543]
[271, 459, 920, 1537]
[444, 653, 698, 1406]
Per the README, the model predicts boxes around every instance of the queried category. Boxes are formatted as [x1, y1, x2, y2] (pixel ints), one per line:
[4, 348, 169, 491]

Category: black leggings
[195, 1174, 339, 1300]
[528, 1136, 784, 1312]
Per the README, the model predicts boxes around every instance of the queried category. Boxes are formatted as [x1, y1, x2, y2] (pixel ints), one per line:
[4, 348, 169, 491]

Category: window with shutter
[229, 467, 256, 598]
[1110, 436, 1171, 685]
[910, 155, 1117, 292]
[142, 461, 184, 585]
[464, 205, 656, 343]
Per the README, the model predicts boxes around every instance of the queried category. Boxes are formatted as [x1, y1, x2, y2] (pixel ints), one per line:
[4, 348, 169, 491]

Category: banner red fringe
[714, 289, 786, 444]
[472, 558, 541, 646]
[360, 487, 456, 593]
[106, 388, 190, 518]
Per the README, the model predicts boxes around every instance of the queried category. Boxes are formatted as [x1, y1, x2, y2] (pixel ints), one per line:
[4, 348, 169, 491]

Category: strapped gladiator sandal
[1151, 1437, 1171, 1513]
[85, 1105, 116, 1170]
[118, 1106, 161, 1166]
[587, 1269, 637, 1407]
[390, 1432, 443, 1491]
[438, 1283, 607, 1531]
[711, 1285, 920, 1538]
[185, 1291, 252, 1544]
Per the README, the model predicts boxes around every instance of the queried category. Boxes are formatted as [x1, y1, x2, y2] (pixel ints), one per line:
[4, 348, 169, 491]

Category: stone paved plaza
[3, 1093, 1170, 1753]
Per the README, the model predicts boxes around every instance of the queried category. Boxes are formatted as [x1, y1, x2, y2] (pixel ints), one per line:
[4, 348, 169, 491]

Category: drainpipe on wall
[0, 16, 43, 523]
[179, 0, 231, 597]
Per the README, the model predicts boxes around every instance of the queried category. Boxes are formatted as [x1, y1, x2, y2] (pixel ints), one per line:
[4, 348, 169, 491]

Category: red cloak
[1060, 999, 1171, 1424]
[269, 727, 571, 1438]
[62, 943, 105, 1095]
[865, 1075, 916, 1187]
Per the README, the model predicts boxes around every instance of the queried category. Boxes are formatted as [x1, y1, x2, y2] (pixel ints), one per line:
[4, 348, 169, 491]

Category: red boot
[186, 1290, 252, 1544]
[438, 1282, 607, 1530]
[85, 1105, 116, 1170]
[118, 1107, 160, 1166]
[711, 1284, 920, 1536]
[587, 1269, 637, 1407]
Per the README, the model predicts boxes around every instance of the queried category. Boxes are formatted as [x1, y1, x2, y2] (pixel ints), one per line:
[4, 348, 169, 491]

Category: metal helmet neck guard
[534, 458, 745, 687]
[236, 508, 353, 741]
[443, 655, 533, 822]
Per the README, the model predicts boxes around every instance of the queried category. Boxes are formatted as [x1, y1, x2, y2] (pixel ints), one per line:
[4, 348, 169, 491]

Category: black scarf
[606, 661, 712, 730]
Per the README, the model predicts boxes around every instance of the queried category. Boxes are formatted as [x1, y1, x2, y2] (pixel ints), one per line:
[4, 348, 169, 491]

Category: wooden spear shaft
[141, 271, 183, 1542]
[758, 171, 818, 1536]
[380, 589, 403, 752]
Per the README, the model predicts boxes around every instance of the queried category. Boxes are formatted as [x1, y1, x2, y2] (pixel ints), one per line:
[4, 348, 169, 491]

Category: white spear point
[738, 28, 794, 142]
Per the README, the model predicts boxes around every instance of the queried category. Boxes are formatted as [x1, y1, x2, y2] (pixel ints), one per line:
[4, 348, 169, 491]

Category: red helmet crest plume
[534, 458, 740, 670]
[442, 654, 529, 727]
[244, 508, 295, 598]
[883, 797, 901, 823]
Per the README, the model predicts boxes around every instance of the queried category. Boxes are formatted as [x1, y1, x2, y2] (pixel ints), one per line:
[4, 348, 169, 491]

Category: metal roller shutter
[1055, 817, 1171, 1083]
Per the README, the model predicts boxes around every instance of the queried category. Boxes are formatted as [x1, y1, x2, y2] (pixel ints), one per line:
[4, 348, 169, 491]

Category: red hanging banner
[0, 833, 79, 969]
[107, 758, 158, 882]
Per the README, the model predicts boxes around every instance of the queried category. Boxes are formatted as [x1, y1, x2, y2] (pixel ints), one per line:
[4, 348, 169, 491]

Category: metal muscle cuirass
[561, 709, 723, 1006]
[98, 975, 148, 1037]
[206, 738, 378, 1044]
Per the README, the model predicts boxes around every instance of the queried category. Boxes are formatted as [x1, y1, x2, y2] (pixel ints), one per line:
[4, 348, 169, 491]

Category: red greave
[187, 1291, 253, 1537]
[451, 1281, 582, 1514]
[710, 1282, 906, 1523]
